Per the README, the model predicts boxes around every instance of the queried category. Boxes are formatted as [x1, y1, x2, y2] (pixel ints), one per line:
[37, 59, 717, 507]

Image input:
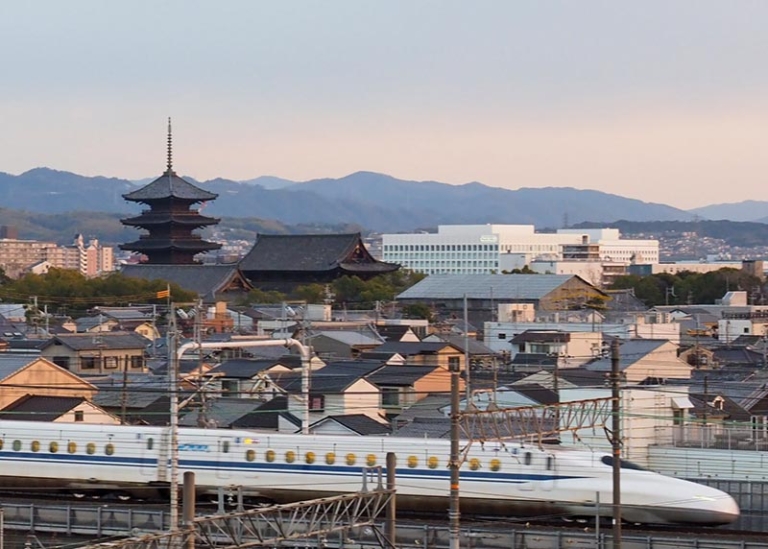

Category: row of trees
[609, 268, 764, 307]
[239, 270, 427, 311]
[0, 268, 197, 315]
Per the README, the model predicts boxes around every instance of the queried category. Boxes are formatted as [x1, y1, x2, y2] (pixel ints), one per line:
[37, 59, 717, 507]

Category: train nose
[693, 492, 740, 526]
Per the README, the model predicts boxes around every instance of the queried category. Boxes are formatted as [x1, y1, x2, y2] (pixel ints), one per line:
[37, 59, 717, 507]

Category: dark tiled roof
[120, 264, 252, 299]
[178, 398, 264, 428]
[428, 334, 498, 355]
[119, 238, 222, 252]
[313, 414, 391, 435]
[512, 384, 559, 406]
[0, 395, 86, 421]
[367, 365, 440, 386]
[41, 332, 148, 352]
[510, 353, 557, 366]
[585, 339, 670, 372]
[209, 359, 280, 379]
[273, 361, 382, 394]
[712, 347, 764, 366]
[121, 212, 219, 226]
[375, 341, 457, 356]
[512, 331, 571, 344]
[123, 171, 217, 202]
[0, 356, 42, 381]
[376, 326, 413, 341]
[239, 233, 397, 273]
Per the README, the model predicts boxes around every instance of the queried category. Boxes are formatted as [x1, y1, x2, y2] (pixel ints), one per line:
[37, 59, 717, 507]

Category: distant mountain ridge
[689, 200, 768, 223]
[0, 167, 704, 232]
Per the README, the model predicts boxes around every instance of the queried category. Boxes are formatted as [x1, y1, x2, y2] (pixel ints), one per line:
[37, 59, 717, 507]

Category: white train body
[0, 420, 738, 526]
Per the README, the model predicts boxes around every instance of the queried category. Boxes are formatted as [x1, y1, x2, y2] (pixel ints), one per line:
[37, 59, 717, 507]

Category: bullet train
[0, 420, 738, 526]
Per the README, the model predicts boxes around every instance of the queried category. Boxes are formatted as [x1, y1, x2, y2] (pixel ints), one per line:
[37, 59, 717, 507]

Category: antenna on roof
[166, 117, 173, 173]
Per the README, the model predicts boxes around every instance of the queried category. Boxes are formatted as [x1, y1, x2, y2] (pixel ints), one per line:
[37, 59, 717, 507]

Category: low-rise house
[272, 361, 388, 425]
[376, 325, 420, 343]
[584, 339, 691, 383]
[374, 341, 466, 372]
[206, 358, 293, 399]
[40, 332, 149, 375]
[308, 330, 384, 359]
[0, 395, 118, 424]
[367, 365, 448, 418]
[0, 356, 98, 410]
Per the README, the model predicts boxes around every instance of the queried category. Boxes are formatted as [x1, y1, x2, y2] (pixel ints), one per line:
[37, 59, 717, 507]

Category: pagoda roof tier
[120, 239, 222, 252]
[121, 212, 221, 227]
[123, 171, 217, 203]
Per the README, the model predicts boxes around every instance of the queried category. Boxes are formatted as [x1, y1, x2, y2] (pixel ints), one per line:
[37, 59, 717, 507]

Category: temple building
[239, 233, 400, 291]
[120, 120, 221, 264]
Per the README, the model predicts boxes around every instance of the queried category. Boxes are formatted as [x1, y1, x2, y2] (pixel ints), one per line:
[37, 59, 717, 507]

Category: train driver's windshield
[600, 456, 648, 471]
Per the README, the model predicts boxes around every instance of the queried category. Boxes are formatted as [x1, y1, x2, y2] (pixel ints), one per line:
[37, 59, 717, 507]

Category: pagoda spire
[166, 117, 173, 174]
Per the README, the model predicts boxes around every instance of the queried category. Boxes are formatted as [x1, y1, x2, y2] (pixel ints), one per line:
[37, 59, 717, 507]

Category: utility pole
[463, 294, 471, 404]
[168, 304, 180, 531]
[611, 338, 622, 549]
[449, 355, 461, 549]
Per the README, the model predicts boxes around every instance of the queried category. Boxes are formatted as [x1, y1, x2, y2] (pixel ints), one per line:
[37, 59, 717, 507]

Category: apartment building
[0, 234, 114, 278]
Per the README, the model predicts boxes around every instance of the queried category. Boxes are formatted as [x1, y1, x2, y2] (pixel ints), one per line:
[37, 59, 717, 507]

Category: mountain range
[0, 168, 765, 232]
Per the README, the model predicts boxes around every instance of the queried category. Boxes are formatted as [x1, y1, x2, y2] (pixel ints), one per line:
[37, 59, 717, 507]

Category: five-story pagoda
[120, 120, 221, 264]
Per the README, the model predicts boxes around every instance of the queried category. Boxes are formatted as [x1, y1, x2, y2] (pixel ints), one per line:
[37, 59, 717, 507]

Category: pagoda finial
[166, 117, 173, 173]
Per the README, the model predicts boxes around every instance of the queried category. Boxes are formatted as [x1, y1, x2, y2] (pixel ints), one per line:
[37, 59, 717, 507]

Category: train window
[146, 438, 154, 450]
[49, 442, 59, 453]
[427, 456, 439, 469]
[600, 456, 648, 471]
[222, 441, 230, 453]
[31, 441, 40, 452]
[490, 458, 501, 471]
[305, 451, 315, 464]
[245, 450, 256, 462]
[469, 458, 481, 470]
[68, 442, 77, 454]
[346, 453, 356, 466]
[285, 451, 296, 463]
[86, 443, 96, 455]
[105, 443, 115, 456]
[366, 454, 376, 467]
[546, 456, 553, 470]
[12, 440, 21, 451]
[326, 452, 336, 465]
[407, 455, 418, 468]
[524, 452, 532, 466]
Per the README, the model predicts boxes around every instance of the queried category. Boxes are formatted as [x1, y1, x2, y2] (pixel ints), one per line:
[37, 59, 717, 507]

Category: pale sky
[1, 1, 767, 209]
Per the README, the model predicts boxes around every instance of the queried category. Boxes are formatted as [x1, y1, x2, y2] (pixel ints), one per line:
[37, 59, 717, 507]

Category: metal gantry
[78, 489, 394, 549]
[458, 397, 614, 446]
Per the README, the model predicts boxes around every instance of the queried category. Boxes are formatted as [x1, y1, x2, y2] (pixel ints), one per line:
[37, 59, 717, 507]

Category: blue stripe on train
[0, 452, 586, 484]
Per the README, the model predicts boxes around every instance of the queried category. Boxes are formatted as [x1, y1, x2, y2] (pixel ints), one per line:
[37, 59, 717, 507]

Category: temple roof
[121, 264, 252, 300]
[123, 171, 217, 203]
[239, 233, 399, 273]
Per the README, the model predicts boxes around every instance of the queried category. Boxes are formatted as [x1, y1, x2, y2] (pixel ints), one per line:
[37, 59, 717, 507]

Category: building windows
[309, 394, 325, 412]
[74, 410, 84, 422]
[448, 356, 460, 371]
[381, 388, 400, 408]
[130, 356, 144, 369]
[81, 356, 98, 370]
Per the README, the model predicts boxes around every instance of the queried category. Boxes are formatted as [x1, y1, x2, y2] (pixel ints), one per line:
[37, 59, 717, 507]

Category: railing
[0, 502, 168, 536]
[669, 423, 768, 451]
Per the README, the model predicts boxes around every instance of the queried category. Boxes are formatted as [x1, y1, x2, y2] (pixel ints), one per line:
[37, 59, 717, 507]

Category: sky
[1, 1, 767, 209]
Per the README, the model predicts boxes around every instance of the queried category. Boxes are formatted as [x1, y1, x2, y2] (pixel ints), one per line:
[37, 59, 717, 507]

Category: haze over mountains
[0, 168, 765, 232]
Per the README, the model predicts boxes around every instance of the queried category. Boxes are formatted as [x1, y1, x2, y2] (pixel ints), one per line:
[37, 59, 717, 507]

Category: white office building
[382, 225, 658, 275]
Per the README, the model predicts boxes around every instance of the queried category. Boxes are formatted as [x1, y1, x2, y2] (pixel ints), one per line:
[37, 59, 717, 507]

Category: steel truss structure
[80, 489, 395, 549]
[459, 397, 614, 447]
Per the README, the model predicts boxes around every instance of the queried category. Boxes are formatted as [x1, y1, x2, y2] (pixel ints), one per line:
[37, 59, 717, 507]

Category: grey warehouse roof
[397, 274, 584, 300]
